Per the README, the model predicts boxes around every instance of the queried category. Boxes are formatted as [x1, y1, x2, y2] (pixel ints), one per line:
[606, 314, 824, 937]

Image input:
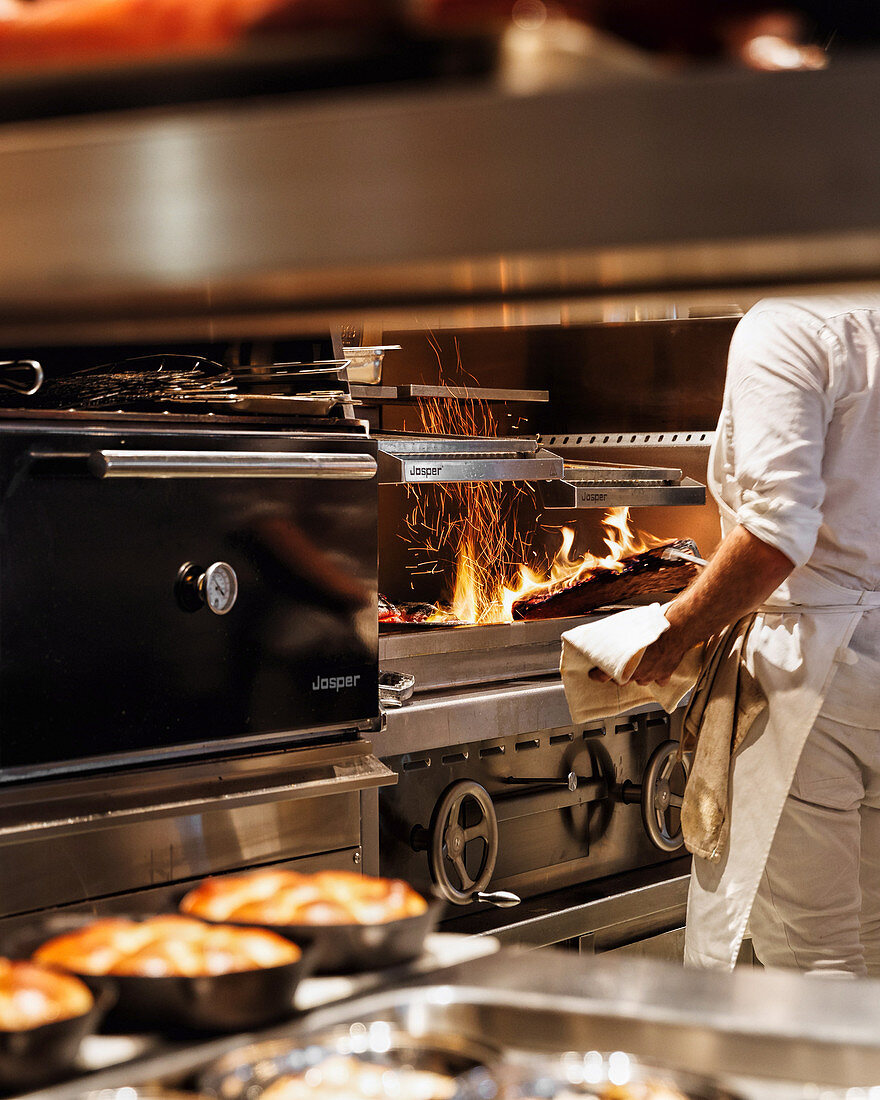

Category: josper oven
[0, 419, 378, 775]
[0, 361, 395, 929]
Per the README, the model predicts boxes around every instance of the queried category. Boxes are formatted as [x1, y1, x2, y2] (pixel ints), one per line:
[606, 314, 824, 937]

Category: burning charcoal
[378, 593, 402, 622]
[510, 539, 700, 621]
[397, 602, 442, 622]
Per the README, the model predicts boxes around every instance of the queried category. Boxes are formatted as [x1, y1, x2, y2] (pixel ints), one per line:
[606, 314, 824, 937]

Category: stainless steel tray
[560, 461, 684, 483]
[540, 474, 706, 510]
[376, 436, 563, 485]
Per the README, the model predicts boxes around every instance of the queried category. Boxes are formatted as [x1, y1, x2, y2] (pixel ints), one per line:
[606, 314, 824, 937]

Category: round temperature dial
[175, 561, 239, 615]
[201, 562, 238, 615]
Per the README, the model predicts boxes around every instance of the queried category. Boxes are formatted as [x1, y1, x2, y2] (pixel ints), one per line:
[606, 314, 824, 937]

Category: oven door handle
[29, 449, 377, 480]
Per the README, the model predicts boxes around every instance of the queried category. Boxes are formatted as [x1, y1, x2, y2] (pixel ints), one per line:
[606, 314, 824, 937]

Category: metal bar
[494, 777, 607, 822]
[541, 431, 716, 450]
[29, 449, 377, 480]
[561, 461, 683, 483]
[377, 435, 540, 455]
[349, 385, 400, 401]
[372, 680, 669, 758]
[397, 385, 550, 403]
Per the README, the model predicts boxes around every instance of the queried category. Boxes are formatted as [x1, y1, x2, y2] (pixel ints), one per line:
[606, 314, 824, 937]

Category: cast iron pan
[4, 915, 315, 1034]
[189, 899, 445, 975]
[0, 987, 112, 1093]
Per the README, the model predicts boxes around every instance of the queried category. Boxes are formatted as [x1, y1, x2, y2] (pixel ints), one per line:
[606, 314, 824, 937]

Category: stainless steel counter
[32, 946, 880, 1097]
[0, 741, 394, 922]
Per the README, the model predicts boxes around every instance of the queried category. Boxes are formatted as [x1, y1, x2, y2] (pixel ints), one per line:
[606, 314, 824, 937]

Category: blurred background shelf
[2, 52, 880, 340]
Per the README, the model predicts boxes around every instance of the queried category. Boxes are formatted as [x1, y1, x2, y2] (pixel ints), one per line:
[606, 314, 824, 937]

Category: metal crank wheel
[620, 740, 691, 852]
[426, 780, 499, 905]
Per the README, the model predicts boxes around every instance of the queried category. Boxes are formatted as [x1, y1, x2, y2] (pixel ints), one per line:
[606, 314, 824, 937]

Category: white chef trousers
[748, 708, 880, 978]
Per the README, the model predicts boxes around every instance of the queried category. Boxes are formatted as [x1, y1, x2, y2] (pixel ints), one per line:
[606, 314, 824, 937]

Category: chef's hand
[629, 631, 690, 686]
[587, 630, 687, 687]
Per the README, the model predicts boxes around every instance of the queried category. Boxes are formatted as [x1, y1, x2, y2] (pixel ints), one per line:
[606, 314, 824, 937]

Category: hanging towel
[680, 614, 767, 862]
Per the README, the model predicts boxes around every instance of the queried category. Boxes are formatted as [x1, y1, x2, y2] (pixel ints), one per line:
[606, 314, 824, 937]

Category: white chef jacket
[714, 294, 880, 726]
[685, 294, 880, 968]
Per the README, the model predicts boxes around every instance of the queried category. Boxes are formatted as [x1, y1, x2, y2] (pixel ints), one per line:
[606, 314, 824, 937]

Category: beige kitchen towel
[560, 603, 701, 723]
[680, 614, 767, 863]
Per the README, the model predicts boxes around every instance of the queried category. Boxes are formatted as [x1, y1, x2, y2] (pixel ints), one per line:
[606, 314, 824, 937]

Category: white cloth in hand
[560, 603, 701, 723]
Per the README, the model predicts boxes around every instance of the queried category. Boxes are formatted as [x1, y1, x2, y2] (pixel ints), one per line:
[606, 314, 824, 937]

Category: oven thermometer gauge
[176, 561, 238, 615]
[201, 562, 238, 615]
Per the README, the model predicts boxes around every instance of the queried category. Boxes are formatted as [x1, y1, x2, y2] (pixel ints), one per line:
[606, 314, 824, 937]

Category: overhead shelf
[376, 436, 706, 504]
[3, 56, 880, 339]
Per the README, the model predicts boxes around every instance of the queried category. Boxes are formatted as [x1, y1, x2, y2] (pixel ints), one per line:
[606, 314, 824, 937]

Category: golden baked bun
[260, 1056, 457, 1100]
[32, 915, 300, 978]
[0, 957, 93, 1031]
[181, 870, 428, 926]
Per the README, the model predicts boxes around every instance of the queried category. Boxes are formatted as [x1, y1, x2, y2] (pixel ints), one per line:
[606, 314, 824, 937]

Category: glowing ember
[402, 335, 669, 625]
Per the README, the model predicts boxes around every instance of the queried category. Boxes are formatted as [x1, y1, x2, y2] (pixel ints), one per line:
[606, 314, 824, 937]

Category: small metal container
[343, 346, 401, 385]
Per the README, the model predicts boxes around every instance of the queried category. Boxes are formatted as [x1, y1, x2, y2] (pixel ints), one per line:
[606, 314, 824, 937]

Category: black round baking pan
[0, 987, 112, 1094]
[198, 1023, 499, 1100]
[205, 898, 444, 975]
[94, 949, 313, 1032]
[3, 914, 315, 1034]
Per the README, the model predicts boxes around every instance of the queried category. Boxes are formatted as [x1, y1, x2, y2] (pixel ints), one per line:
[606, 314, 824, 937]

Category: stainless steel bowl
[496, 1050, 742, 1100]
[198, 1023, 499, 1100]
[79, 1091, 211, 1100]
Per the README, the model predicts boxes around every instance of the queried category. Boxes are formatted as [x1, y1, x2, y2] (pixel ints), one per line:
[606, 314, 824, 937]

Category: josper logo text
[312, 673, 362, 692]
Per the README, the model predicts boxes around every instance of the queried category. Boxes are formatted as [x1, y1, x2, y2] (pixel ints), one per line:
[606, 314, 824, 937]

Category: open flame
[494, 510, 668, 622]
[403, 335, 669, 625]
[438, 509, 668, 625]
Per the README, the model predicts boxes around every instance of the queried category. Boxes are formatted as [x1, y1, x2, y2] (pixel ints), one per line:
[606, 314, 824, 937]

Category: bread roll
[32, 915, 300, 977]
[0, 957, 93, 1031]
[181, 869, 428, 926]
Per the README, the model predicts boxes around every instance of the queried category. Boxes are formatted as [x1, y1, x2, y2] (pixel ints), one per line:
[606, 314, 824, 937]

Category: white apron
[684, 495, 880, 969]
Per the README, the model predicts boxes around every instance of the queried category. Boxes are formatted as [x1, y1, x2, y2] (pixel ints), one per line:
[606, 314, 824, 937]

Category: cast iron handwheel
[428, 780, 499, 905]
[640, 740, 691, 852]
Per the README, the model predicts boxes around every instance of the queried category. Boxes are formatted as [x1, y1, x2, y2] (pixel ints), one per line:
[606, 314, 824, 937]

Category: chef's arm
[589, 524, 794, 686]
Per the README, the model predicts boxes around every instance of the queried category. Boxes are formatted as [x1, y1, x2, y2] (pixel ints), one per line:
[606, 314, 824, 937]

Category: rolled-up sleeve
[722, 306, 837, 568]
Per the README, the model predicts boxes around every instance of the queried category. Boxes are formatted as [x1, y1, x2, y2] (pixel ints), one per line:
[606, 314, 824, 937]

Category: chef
[591, 294, 880, 976]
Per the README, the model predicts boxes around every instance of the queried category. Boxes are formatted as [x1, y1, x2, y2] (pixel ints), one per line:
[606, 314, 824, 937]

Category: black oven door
[0, 424, 378, 777]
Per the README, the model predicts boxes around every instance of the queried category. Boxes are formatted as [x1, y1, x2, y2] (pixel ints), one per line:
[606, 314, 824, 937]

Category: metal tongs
[0, 359, 43, 396]
[662, 547, 709, 567]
